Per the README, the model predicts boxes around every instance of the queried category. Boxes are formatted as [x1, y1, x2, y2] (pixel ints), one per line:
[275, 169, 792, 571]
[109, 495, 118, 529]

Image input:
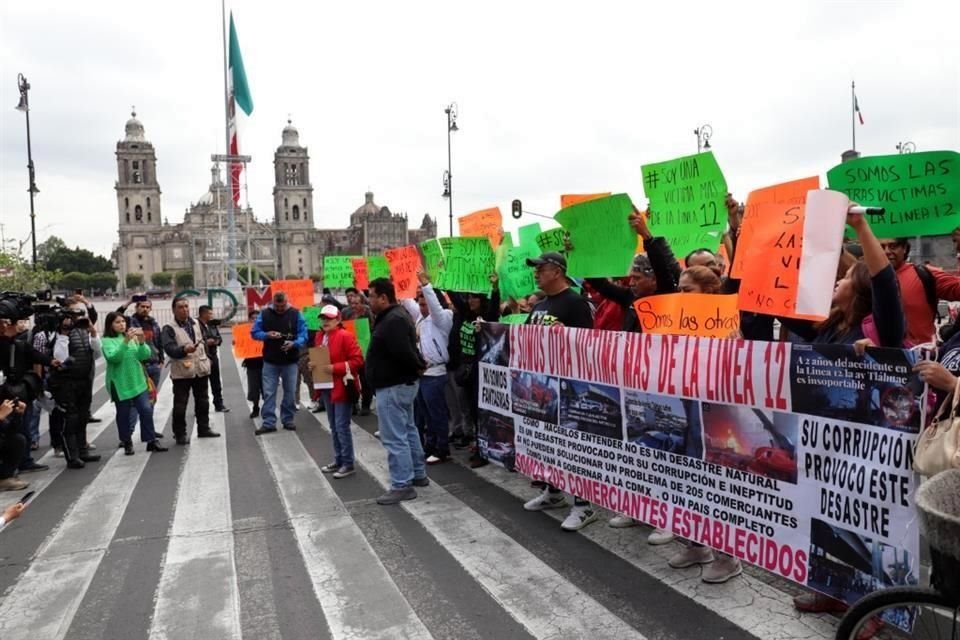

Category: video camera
[0, 290, 88, 332]
[0, 291, 39, 322]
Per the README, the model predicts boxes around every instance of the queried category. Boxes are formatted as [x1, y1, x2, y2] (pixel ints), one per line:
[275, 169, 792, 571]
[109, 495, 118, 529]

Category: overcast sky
[1, 0, 958, 260]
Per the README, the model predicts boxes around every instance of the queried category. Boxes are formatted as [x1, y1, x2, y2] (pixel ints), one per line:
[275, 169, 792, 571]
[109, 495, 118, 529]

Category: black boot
[64, 435, 85, 469]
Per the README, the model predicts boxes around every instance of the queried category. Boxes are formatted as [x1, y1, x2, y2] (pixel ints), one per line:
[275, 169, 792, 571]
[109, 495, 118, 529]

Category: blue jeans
[261, 362, 298, 429]
[321, 391, 354, 468]
[116, 391, 157, 443]
[128, 363, 162, 432]
[18, 403, 36, 468]
[28, 399, 42, 444]
[417, 374, 450, 457]
[377, 382, 425, 490]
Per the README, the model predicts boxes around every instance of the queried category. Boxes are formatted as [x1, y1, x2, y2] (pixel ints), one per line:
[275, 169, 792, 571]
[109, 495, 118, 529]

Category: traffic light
[511, 199, 522, 219]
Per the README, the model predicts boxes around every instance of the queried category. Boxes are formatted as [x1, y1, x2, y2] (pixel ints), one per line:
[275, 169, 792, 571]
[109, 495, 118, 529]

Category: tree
[88, 272, 118, 293]
[41, 236, 114, 274]
[0, 253, 60, 293]
[36, 236, 67, 265]
[58, 272, 90, 292]
[151, 271, 173, 287]
[175, 271, 194, 289]
[126, 273, 144, 289]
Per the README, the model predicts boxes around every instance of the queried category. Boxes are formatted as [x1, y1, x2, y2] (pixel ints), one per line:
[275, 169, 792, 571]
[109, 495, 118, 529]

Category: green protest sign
[641, 151, 727, 258]
[555, 193, 636, 278]
[518, 223, 542, 250]
[535, 227, 566, 254]
[366, 255, 391, 281]
[303, 306, 321, 330]
[435, 237, 496, 293]
[499, 245, 538, 299]
[495, 231, 514, 271]
[420, 239, 445, 279]
[323, 256, 355, 289]
[826, 151, 960, 237]
[349, 317, 371, 355]
[500, 313, 529, 325]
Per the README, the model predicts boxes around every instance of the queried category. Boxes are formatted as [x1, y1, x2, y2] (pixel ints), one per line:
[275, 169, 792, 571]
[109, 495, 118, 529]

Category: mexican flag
[228, 12, 253, 205]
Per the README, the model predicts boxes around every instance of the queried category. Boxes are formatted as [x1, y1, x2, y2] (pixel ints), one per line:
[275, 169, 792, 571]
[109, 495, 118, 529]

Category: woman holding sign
[314, 305, 364, 479]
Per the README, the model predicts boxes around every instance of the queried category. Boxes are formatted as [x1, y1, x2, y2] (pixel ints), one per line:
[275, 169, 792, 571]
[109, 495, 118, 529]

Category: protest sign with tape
[323, 256, 355, 289]
[555, 193, 636, 278]
[385, 245, 422, 299]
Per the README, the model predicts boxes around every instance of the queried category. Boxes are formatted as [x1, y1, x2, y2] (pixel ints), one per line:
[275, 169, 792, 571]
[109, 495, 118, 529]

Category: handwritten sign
[323, 256, 355, 289]
[385, 245, 422, 299]
[555, 193, 636, 278]
[232, 323, 264, 359]
[535, 228, 566, 254]
[736, 202, 808, 318]
[495, 231, 513, 271]
[366, 255, 391, 282]
[303, 306, 321, 330]
[827, 151, 960, 237]
[420, 239, 445, 279]
[499, 245, 538, 300]
[633, 293, 740, 338]
[561, 193, 611, 209]
[343, 317, 372, 355]
[732, 176, 820, 278]
[458, 207, 503, 248]
[435, 237, 496, 293]
[351, 258, 369, 290]
[270, 279, 315, 310]
[642, 151, 728, 259]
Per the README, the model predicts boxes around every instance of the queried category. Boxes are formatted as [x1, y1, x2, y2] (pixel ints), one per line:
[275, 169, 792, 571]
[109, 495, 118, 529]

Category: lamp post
[896, 141, 916, 154]
[444, 102, 458, 236]
[15, 73, 39, 269]
[694, 124, 713, 153]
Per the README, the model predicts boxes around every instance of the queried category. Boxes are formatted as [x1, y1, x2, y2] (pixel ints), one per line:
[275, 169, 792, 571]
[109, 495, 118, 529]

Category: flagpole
[221, 0, 239, 288]
[851, 80, 856, 152]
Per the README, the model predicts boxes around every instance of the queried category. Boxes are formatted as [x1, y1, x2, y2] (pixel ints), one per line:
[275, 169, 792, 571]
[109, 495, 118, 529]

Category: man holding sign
[251, 292, 308, 434]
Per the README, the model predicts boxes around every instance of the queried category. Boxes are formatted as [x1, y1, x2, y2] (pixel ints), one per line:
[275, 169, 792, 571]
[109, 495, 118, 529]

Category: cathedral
[112, 113, 436, 290]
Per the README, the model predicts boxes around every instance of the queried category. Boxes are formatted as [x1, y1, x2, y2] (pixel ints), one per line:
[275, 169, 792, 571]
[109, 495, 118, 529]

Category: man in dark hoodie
[365, 278, 429, 505]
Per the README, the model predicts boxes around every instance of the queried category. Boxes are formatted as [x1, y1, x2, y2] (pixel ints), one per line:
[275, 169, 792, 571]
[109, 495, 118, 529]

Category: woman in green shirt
[102, 312, 167, 455]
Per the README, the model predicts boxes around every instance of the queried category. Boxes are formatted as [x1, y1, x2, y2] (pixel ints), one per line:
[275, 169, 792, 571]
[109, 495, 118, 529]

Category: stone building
[113, 114, 436, 290]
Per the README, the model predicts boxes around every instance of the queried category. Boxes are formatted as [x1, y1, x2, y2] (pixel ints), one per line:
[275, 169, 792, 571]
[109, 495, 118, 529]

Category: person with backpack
[878, 237, 960, 345]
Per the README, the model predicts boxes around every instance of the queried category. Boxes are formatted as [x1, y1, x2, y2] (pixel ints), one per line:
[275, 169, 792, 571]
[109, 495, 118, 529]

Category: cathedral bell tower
[273, 119, 313, 229]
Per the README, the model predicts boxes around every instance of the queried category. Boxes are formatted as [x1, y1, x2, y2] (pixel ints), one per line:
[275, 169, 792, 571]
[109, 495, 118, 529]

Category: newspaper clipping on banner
[476, 323, 922, 612]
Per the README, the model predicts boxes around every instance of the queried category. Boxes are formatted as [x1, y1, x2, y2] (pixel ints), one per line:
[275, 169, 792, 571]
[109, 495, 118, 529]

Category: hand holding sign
[385, 245, 422, 299]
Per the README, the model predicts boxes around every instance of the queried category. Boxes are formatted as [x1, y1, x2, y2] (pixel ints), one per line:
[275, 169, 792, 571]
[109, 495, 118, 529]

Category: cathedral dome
[282, 119, 300, 147]
[353, 191, 380, 217]
[124, 110, 145, 142]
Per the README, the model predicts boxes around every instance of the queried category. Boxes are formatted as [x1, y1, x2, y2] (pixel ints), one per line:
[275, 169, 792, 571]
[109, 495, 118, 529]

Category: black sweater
[365, 304, 426, 390]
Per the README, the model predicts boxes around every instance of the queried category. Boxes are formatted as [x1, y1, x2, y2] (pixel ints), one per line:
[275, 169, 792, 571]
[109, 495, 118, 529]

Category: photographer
[117, 295, 164, 389]
[48, 302, 102, 469]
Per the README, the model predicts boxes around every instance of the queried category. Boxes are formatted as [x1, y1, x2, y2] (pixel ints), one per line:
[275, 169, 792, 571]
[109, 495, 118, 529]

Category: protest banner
[732, 176, 820, 278]
[269, 279, 315, 310]
[642, 151, 728, 259]
[498, 244, 538, 300]
[351, 258, 369, 290]
[555, 193, 636, 278]
[231, 322, 263, 359]
[826, 150, 960, 237]
[303, 306, 321, 330]
[458, 207, 503, 248]
[385, 245, 422, 299]
[535, 228, 566, 254]
[343, 317, 372, 355]
[561, 193, 611, 209]
[420, 238, 445, 279]
[435, 237, 496, 293]
[366, 255, 391, 281]
[477, 323, 922, 610]
[633, 293, 740, 338]
[323, 256, 355, 289]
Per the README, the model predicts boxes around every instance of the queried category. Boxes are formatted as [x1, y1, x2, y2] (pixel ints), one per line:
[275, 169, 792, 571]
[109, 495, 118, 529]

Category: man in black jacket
[198, 306, 229, 413]
[365, 278, 428, 505]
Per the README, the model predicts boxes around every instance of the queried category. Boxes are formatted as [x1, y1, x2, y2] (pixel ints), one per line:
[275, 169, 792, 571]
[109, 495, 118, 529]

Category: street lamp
[15, 73, 39, 269]
[444, 102, 458, 236]
[694, 124, 713, 153]
[896, 141, 916, 154]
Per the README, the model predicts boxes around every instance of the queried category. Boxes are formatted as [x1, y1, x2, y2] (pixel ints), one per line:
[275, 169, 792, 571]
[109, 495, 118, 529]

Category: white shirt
[402, 285, 453, 377]
[52, 332, 101, 363]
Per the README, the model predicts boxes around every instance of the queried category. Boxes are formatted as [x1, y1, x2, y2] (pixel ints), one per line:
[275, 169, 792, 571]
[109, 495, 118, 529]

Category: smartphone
[18, 491, 35, 505]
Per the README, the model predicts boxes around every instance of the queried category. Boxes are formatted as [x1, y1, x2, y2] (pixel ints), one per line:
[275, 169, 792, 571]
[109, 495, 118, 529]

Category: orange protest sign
[731, 177, 819, 278]
[351, 258, 369, 290]
[385, 245, 422, 299]
[269, 279, 315, 310]
[232, 323, 264, 359]
[633, 293, 740, 338]
[561, 193, 611, 209]
[458, 207, 503, 248]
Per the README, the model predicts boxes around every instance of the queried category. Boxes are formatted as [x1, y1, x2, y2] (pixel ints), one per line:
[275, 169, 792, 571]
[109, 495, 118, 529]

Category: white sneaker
[374, 430, 380, 439]
[668, 545, 714, 569]
[332, 466, 355, 479]
[648, 528, 675, 545]
[561, 505, 599, 531]
[320, 463, 339, 473]
[608, 515, 638, 528]
[523, 489, 568, 512]
[701, 554, 742, 584]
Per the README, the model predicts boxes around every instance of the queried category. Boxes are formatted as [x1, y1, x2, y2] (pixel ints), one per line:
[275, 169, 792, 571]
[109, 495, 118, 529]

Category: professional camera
[0, 292, 38, 322]
[0, 371, 43, 406]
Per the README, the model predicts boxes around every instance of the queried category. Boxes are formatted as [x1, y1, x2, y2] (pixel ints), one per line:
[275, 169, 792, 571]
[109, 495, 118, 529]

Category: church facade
[113, 114, 436, 290]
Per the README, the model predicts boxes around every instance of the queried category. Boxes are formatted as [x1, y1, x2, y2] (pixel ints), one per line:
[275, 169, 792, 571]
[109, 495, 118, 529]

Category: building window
[138, 253, 143, 260]
[298, 258, 303, 264]
[284, 197, 288, 209]
[285, 210, 289, 221]
[125, 197, 129, 209]
[123, 159, 129, 183]
[299, 164, 305, 184]
[285, 163, 299, 186]
[126, 212, 130, 223]
[135, 205, 143, 221]
[297, 248, 302, 254]
[292, 205, 300, 220]
[138, 264, 143, 271]
[142, 161, 149, 183]
[147, 211, 152, 222]
[147, 197, 151, 208]
[303, 198, 307, 208]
